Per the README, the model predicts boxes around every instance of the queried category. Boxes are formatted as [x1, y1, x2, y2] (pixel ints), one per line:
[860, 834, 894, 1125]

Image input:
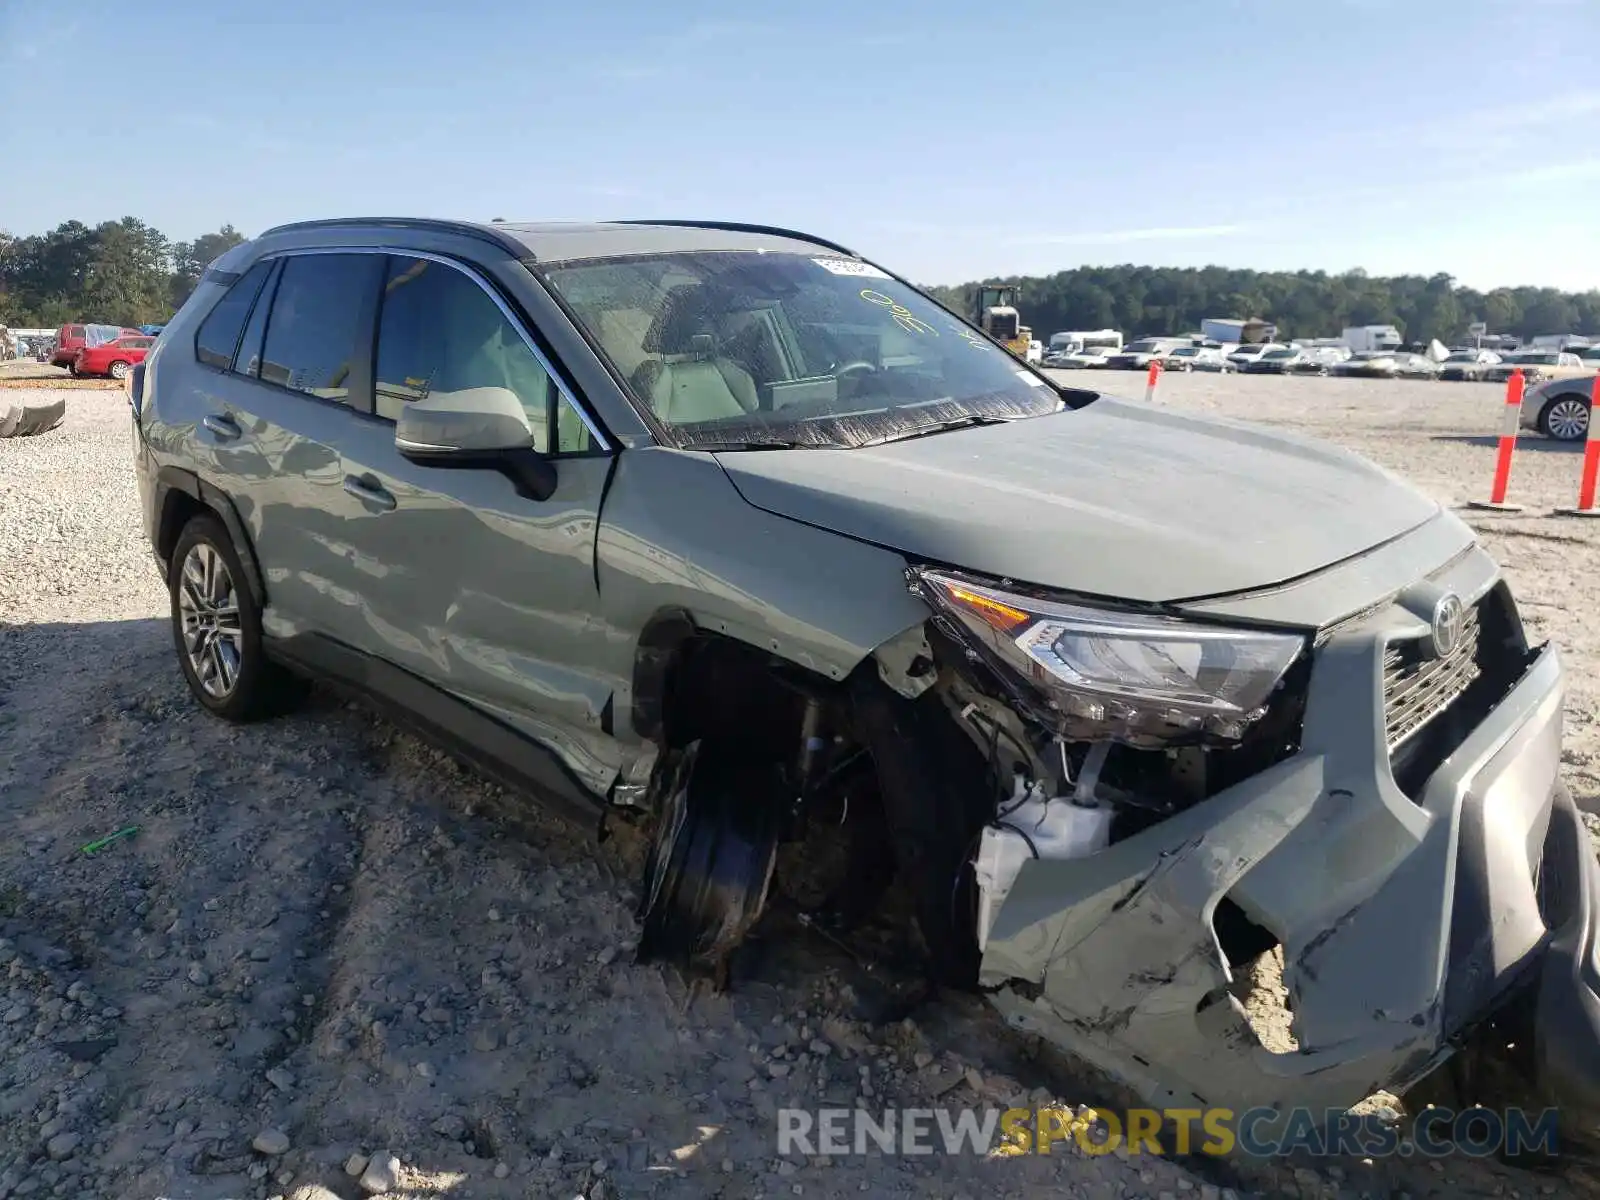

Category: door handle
[202, 413, 241, 441]
[343, 474, 397, 512]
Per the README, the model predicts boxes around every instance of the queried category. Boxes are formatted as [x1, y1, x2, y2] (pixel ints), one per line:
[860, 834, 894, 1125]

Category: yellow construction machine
[973, 285, 1032, 359]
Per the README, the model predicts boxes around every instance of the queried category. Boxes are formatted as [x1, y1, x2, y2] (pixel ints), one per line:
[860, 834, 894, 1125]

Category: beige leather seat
[631, 285, 757, 424]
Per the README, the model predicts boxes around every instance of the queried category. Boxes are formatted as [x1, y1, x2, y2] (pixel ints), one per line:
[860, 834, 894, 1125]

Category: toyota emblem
[1429, 593, 1466, 659]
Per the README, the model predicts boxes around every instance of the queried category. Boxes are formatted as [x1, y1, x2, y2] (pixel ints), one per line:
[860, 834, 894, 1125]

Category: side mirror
[394, 385, 557, 502]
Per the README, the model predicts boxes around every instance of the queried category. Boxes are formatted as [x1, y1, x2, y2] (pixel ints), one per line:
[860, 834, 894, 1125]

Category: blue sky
[2, 0, 1596, 288]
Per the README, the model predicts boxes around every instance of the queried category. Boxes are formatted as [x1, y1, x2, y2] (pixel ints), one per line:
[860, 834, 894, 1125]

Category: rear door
[321, 251, 624, 793]
[185, 249, 391, 643]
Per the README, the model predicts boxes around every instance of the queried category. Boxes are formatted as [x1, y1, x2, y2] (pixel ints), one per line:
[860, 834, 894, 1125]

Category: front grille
[1383, 602, 1483, 752]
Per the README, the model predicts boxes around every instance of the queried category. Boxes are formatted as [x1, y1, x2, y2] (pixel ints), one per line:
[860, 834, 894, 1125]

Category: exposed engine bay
[629, 561, 1309, 998]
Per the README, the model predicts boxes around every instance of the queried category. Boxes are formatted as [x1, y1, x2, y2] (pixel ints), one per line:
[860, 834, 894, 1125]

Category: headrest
[642, 284, 718, 355]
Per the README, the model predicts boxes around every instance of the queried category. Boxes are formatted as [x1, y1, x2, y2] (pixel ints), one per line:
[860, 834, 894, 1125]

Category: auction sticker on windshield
[813, 257, 891, 279]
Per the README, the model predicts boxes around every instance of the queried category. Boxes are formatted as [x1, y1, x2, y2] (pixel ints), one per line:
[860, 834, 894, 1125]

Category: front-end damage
[623, 541, 1600, 1140]
[928, 543, 1600, 1136]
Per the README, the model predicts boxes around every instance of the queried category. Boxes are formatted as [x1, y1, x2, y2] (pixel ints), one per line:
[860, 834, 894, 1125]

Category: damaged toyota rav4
[130, 217, 1600, 1134]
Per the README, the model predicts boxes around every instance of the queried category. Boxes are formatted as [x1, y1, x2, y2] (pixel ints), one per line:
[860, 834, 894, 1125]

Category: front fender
[596, 447, 928, 731]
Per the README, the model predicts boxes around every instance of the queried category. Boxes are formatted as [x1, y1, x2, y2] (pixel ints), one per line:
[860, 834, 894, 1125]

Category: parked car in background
[1485, 350, 1587, 385]
[1156, 345, 1230, 372]
[1105, 337, 1187, 370]
[1521, 375, 1599, 441]
[1574, 346, 1600, 368]
[1394, 352, 1441, 379]
[1050, 344, 1115, 369]
[73, 334, 156, 379]
[1437, 349, 1502, 382]
[1332, 351, 1401, 378]
[1225, 342, 1286, 371]
[1243, 347, 1307, 375]
[1288, 345, 1351, 375]
[49, 323, 138, 369]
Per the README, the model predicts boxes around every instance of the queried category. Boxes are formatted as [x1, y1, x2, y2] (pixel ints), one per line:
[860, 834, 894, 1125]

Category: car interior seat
[631, 284, 757, 424]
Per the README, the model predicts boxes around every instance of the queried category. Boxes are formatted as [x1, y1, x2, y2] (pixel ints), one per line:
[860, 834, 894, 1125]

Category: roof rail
[610, 219, 857, 258]
[254, 216, 528, 256]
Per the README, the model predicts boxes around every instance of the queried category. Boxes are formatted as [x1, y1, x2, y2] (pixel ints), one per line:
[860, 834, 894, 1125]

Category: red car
[50, 323, 142, 369]
[73, 335, 156, 379]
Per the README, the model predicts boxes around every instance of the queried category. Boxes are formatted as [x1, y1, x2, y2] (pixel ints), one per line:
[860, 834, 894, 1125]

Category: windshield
[1263, 349, 1296, 360]
[1170, 347, 1200, 357]
[1123, 339, 1161, 353]
[1513, 353, 1559, 364]
[1444, 351, 1477, 362]
[541, 252, 1062, 449]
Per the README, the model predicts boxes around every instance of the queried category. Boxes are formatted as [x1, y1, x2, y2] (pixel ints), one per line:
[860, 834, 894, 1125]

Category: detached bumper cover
[980, 570, 1595, 1118]
[1533, 784, 1600, 1118]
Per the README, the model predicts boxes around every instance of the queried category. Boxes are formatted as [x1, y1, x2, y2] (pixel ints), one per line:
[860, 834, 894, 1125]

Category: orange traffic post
[1467, 369, 1527, 513]
[1553, 375, 1600, 519]
[1144, 358, 1162, 403]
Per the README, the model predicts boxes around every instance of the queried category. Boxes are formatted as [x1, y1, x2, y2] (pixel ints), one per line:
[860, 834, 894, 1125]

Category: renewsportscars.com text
[776, 1105, 1560, 1159]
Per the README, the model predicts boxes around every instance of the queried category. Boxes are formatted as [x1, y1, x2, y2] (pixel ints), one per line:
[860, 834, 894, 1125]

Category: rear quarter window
[195, 260, 275, 370]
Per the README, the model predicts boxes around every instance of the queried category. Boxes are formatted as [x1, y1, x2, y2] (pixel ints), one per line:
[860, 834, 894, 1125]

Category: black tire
[0, 399, 66, 437]
[167, 514, 305, 721]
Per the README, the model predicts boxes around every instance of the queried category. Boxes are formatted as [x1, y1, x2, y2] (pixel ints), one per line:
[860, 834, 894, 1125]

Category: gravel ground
[1, 368, 1597, 1200]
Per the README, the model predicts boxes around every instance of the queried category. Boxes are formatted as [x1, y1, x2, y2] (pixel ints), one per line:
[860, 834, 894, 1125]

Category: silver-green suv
[129, 217, 1599, 1135]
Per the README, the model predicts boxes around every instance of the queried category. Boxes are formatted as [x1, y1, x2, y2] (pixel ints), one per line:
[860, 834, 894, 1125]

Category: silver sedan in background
[1521, 375, 1600, 440]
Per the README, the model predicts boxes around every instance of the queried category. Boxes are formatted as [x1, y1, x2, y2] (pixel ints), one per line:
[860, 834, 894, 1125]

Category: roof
[255, 217, 856, 264]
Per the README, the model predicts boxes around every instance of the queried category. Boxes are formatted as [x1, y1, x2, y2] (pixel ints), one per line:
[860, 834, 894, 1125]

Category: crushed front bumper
[1530, 781, 1600, 1118]
[980, 579, 1600, 1126]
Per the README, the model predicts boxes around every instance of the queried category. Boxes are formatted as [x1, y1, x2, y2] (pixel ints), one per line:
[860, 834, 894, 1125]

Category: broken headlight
[912, 567, 1305, 746]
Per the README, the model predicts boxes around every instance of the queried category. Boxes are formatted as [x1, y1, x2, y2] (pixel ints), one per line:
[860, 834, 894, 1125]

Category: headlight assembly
[911, 567, 1305, 747]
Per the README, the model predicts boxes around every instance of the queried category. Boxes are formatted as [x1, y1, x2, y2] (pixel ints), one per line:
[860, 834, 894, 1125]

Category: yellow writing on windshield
[859, 289, 939, 336]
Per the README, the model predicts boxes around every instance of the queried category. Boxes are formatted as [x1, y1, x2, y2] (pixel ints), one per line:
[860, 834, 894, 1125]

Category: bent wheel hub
[636, 743, 783, 979]
[178, 543, 244, 698]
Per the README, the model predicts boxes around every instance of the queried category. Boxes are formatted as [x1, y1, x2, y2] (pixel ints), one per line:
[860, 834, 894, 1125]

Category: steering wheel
[834, 360, 877, 379]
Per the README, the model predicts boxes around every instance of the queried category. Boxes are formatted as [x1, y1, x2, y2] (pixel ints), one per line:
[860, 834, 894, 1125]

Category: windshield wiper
[690, 438, 812, 452]
[859, 414, 1012, 448]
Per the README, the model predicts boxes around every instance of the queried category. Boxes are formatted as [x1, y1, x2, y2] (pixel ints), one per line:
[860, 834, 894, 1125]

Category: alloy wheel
[108, 360, 130, 380]
[1546, 398, 1591, 441]
[177, 543, 243, 698]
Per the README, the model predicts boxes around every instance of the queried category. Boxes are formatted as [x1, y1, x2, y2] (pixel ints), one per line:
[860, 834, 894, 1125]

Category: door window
[374, 256, 556, 452]
[195, 259, 273, 370]
[258, 254, 376, 404]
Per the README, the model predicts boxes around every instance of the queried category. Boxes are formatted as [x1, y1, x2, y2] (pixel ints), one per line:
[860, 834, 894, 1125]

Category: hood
[712, 397, 1440, 604]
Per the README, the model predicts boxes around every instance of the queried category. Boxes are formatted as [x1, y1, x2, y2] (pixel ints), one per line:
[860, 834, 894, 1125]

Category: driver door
[324, 252, 625, 795]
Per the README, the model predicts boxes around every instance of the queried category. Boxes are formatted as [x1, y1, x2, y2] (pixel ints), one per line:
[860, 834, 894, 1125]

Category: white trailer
[1341, 325, 1403, 353]
[1202, 317, 1277, 346]
[1049, 329, 1123, 353]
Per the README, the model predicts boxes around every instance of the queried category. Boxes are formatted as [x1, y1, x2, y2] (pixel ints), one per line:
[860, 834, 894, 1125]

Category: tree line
[922, 266, 1600, 346]
[0, 218, 246, 328]
[5, 216, 1598, 346]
